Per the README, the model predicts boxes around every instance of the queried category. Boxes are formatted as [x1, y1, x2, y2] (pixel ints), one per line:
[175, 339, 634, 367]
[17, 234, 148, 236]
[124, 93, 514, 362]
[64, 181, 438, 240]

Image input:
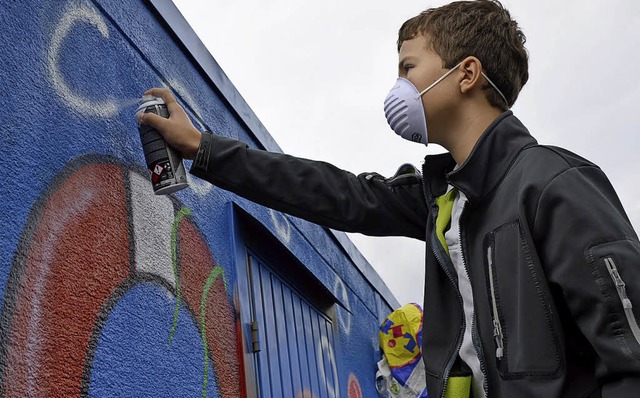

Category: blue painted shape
[88, 283, 219, 398]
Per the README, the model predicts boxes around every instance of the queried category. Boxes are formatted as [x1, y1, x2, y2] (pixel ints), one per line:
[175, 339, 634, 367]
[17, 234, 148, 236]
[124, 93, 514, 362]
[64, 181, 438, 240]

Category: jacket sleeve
[533, 165, 640, 394]
[190, 133, 428, 240]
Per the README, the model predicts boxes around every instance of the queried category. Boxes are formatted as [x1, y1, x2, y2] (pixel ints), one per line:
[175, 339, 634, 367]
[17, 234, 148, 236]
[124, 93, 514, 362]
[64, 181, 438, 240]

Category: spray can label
[136, 95, 189, 195]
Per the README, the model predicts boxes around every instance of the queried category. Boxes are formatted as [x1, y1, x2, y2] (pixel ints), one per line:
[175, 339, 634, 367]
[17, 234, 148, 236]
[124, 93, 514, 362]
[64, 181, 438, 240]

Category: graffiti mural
[0, 158, 241, 397]
[0, 0, 398, 396]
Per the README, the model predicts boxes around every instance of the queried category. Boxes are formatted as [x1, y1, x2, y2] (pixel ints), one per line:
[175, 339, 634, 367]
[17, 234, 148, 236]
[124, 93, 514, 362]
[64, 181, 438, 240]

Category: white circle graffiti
[334, 278, 352, 334]
[269, 209, 291, 244]
[48, 3, 118, 118]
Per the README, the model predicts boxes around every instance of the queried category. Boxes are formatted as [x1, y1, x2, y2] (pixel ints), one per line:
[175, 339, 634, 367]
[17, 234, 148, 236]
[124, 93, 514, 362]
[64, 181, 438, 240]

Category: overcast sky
[172, 0, 640, 306]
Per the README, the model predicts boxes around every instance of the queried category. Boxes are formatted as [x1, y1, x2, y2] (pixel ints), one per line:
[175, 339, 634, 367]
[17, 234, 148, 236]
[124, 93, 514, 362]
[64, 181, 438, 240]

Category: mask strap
[416, 61, 510, 108]
[482, 72, 509, 108]
[416, 62, 463, 98]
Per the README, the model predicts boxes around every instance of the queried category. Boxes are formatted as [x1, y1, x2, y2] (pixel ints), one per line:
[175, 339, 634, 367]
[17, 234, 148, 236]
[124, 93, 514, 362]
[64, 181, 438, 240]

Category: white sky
[172, 0, 640, 306]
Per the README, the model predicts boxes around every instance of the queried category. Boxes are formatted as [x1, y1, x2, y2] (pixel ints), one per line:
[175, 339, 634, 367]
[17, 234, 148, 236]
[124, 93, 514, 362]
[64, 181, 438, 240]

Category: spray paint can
[136, 95, 189, 195]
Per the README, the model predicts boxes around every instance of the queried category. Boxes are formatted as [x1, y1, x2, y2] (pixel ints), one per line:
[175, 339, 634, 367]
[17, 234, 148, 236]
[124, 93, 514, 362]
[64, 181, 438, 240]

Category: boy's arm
[534, 166, 640, 393]
[136, 87, 427, 239]
[190, 132, 428, 240]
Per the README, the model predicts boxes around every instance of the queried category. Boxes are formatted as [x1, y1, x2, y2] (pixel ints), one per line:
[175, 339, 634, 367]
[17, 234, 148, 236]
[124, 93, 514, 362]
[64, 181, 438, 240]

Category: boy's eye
[404, 65, 414, 72]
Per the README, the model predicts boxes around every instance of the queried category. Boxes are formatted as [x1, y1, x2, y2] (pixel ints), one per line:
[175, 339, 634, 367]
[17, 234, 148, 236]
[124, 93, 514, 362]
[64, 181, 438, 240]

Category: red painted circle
[2, 161, 242, 397]
[348, 373, 363, 398]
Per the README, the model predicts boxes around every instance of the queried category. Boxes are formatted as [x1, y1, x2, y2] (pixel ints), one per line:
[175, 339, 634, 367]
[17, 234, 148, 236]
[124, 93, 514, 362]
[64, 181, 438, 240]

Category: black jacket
[191, 111, 640, 397]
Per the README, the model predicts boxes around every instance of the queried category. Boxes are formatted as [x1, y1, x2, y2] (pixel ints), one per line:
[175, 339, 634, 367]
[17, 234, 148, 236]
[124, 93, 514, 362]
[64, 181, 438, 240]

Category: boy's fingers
[138, 111, 168, 132]
[144, 87, 177, 106]
[143, 87, 183, 118]
[144, 87, 169, 97]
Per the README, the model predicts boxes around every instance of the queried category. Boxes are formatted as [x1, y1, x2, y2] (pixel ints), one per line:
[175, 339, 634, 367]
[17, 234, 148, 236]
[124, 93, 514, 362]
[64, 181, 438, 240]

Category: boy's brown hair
[398, 0, 528, 110]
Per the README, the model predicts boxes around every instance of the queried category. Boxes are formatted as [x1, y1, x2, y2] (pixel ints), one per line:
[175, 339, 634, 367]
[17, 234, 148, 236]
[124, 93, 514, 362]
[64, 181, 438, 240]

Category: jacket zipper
[458, 200, 489, 398]
[486, 246, 505, 360]
[420, 169, 465, 398]
[604, 257, 640, 346]
[430, 212, 465, 398]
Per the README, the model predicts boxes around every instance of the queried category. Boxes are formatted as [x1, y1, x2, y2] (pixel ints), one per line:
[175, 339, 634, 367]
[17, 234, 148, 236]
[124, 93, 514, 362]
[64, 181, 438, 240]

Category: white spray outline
[47, 3, 118, 118]
[333, 278, 352, 335]
[269, 209, 291, 244]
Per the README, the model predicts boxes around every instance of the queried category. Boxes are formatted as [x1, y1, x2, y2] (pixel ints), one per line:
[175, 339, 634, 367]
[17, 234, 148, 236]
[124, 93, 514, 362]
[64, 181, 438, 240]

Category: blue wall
[0, 1, 398, 397]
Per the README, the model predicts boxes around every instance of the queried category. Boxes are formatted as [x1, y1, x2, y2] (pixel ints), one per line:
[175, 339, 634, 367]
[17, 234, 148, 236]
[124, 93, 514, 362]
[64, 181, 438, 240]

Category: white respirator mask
[383, 62, 508, 146]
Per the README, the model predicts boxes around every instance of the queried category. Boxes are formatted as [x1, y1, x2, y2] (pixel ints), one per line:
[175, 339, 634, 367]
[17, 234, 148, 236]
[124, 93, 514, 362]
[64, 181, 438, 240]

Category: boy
[139, 1, 640, 396]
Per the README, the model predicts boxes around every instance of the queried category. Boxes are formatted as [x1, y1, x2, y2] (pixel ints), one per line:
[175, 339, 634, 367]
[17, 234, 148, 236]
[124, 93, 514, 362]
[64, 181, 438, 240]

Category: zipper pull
[604, 256, 640, 346]
[493, 319, 504, 360]
[605, 258, 632, 310]
[606, 259, 626, 288]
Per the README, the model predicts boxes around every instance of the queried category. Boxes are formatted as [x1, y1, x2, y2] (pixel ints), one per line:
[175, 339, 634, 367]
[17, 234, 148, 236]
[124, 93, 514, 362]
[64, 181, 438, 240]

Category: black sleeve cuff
[190, 131, 213, 177]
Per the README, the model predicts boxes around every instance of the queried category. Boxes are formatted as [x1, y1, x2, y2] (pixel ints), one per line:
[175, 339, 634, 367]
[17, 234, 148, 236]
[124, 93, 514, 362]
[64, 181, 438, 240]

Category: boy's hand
[138, 88, 202, 160]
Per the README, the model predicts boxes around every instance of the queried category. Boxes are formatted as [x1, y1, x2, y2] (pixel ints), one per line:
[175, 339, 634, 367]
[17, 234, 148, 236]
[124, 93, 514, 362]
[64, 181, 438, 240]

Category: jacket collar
[422, 111, 537, 203]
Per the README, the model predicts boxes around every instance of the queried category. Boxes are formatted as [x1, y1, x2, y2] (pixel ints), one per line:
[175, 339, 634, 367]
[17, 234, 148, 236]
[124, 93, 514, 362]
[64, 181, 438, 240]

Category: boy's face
[398, 33, 458, 145]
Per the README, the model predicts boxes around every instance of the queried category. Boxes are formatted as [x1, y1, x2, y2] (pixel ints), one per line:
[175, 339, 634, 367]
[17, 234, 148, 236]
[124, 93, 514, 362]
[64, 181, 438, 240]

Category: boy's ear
[459, 56, 483, 94]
